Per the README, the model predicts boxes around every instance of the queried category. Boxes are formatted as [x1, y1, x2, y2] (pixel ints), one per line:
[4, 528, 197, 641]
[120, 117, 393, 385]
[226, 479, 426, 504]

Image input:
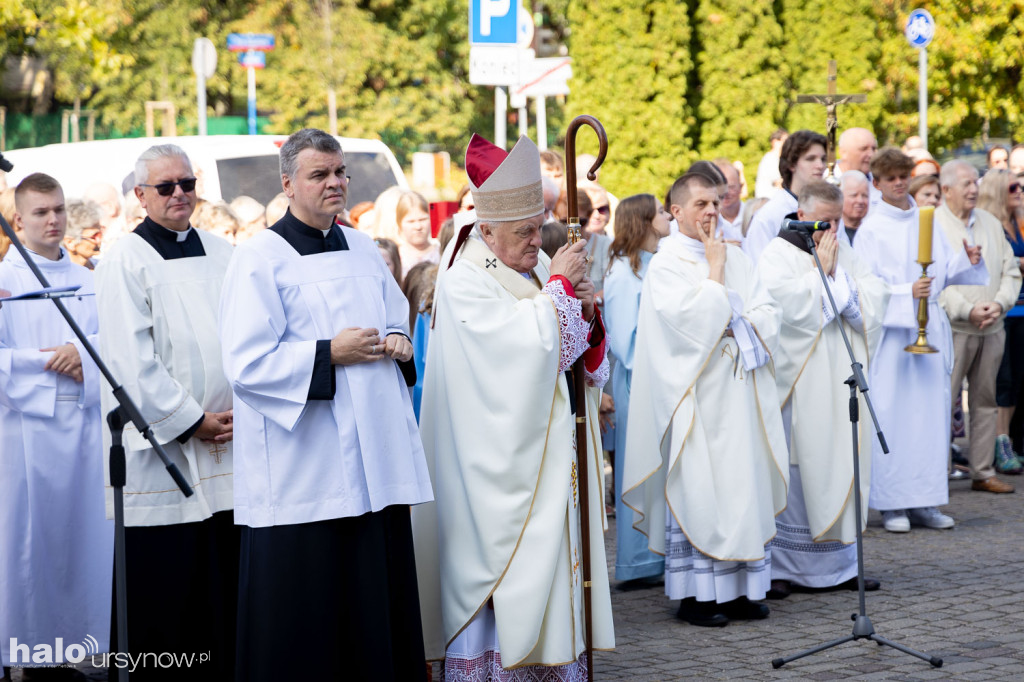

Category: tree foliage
[566, 0, 697, 199]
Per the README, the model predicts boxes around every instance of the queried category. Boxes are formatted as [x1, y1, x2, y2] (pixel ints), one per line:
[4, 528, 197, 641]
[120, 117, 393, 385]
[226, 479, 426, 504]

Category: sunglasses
[139, 177, 198, 196]
[1010, 183, 1022, 194]
[592, 205, 610, 216]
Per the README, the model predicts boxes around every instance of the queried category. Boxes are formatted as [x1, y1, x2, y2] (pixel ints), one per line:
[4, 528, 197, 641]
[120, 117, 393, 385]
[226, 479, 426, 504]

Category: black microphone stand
[0, 205, 192, 682]
[770, 228, 942, 670]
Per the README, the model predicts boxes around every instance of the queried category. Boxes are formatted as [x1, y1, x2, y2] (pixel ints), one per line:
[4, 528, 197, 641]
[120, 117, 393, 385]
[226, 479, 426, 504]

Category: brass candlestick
[904, 261, 939, 354]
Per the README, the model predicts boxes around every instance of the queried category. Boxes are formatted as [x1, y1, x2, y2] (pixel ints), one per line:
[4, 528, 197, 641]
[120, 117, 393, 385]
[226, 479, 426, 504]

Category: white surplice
[413, 233, 614, 672]
[854, 199, 988, 510]
[95, 230, 235, 526]
[742, 189, 797, 263]
[623, 234, 788, 602]
[0, 248, 113, 663]
[219, 226, 432, 528]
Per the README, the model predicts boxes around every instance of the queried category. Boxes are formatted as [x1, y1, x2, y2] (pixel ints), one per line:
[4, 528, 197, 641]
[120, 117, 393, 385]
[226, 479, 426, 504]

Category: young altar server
[0, 174, 113, 674]
[853, 148, 986, 533]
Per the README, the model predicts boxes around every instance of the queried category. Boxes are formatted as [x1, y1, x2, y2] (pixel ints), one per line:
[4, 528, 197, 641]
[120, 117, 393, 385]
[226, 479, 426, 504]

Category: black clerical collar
[269, 209, 348, 256]
[134, 217, 206, 260]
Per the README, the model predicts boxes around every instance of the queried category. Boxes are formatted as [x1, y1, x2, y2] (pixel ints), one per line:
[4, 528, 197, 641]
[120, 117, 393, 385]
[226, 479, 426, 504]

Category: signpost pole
[247, 63, 257, 135]
[495, 86, 507, 149]
[197, 73, 208, 136]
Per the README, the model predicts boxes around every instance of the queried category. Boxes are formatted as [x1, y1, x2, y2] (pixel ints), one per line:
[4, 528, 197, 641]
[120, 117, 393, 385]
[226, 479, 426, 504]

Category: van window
[216, 151, 400, 207]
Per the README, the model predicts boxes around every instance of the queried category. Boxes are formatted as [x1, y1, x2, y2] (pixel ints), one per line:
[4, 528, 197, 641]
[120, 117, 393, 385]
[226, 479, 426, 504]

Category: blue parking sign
[470, 0, 518, 45]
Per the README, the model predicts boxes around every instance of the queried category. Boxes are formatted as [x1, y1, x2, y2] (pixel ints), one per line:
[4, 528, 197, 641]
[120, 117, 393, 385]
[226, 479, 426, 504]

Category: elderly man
[839, 170, 871, 245]
[95, 144, 237, 681]
[854, 149, 988, 533]
[757, 180, 889, 597]
[219, 128, 432, 681]
[987, 146, 1010, 172]
[64, 198, 104, 268]
[415, 134, 613, 678]
[1011, 144, 1024, 178]
[624, 172, 788, 627]
[837, 127, 881, 204]
[715, 158, 745, 237]
[0, 173, 113, 676]
[937, 160, 1021, 490]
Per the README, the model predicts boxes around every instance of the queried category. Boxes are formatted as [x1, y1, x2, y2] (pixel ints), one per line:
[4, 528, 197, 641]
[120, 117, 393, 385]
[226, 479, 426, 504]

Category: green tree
[566, 0, 697, 198]
[875, 0, 1024, 153]
[692, 0, 787, 184]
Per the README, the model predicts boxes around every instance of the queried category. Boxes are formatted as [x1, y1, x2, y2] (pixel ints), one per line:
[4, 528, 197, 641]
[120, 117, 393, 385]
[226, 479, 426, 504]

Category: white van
[2, 135, 407, 207]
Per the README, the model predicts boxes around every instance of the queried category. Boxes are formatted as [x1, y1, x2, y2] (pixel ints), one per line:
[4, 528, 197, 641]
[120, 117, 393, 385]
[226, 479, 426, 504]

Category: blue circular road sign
[905, 9, 935, 49]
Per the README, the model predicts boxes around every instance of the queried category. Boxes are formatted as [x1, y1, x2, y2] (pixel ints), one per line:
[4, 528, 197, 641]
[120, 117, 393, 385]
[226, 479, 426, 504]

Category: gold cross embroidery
[208, 442, 227, 465]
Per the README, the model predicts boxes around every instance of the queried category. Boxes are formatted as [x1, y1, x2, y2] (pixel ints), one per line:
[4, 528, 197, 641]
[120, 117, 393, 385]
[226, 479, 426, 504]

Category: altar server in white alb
[854, 148, 986, 534]
[623, 172, 788, 628]
[413, 133, 613, 679]
[96, 145, 237, 681]
[219, 128, 432, 681]
[757, 180, 890, 598]
[0, 174, 113, 673]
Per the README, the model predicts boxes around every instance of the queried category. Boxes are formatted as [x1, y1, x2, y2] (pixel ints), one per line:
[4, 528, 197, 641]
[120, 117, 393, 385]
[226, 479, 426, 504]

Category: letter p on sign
[480, 0, 510, 36]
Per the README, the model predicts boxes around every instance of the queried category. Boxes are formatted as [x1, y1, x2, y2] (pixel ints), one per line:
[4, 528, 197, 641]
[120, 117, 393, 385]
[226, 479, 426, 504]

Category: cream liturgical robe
[414, 234, 614, 669]
[854, 199, 988, 510]
[757, 237, 889, 543]
[623, 235, 788, 563]
[96, 228, 235, 525]
[0, 248, 113, 664]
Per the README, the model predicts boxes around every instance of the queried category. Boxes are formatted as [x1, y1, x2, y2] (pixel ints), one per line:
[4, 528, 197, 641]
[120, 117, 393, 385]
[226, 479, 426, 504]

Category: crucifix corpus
[796, 60, 866, 184]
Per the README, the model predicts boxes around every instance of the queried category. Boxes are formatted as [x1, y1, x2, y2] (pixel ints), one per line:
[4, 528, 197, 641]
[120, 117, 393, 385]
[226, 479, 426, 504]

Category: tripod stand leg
[870, 634, 943, 667]
[772, 635, 856, 668]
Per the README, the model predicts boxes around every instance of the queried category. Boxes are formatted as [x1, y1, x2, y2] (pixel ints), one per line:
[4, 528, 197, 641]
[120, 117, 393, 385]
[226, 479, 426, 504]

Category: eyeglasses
[138, 177, 198, 196]
[1010, 183, 1022, 194]
[592, 205, 610, 216]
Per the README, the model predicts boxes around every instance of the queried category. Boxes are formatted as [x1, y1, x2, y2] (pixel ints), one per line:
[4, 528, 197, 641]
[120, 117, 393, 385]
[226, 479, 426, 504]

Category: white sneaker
[908, 506, 955, 529]
[882, 509, 910, 532]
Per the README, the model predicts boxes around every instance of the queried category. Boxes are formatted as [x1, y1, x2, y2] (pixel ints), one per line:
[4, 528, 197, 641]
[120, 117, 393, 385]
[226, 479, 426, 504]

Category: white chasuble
[96, 230, 235, 526]
[854, 199, 988, 510]
[757, 238, 889, 543]
[0, 248, 113, 663]
[413, 234, 614, 668]
[622, 236, 788, 562]
[219, 227, 432, 528]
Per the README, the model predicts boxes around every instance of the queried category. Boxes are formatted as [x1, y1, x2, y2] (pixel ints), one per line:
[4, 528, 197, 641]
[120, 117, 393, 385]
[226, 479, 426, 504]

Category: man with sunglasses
[757, 180, 889, 598]
[937, 160, 1022, 491]
[95, 144, 237, 680]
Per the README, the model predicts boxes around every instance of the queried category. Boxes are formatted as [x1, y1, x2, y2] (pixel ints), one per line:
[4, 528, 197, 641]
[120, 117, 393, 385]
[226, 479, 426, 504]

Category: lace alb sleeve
[543, 279, 590, 374]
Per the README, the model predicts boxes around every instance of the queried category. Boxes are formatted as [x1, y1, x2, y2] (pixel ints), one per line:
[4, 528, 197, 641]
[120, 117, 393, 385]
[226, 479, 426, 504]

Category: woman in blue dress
[603, 193, 672, 583]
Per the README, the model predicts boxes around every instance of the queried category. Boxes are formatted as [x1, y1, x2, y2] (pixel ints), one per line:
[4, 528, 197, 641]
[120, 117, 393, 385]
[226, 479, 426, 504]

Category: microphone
[781, 218, 831, 232]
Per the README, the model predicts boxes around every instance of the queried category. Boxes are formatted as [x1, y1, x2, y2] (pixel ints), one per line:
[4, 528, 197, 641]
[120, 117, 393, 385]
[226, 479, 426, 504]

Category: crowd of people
[0, 125, 1023, 681]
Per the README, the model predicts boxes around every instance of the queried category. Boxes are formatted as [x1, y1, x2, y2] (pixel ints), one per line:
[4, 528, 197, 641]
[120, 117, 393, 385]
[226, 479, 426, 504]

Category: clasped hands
[330, 327, 412, 365]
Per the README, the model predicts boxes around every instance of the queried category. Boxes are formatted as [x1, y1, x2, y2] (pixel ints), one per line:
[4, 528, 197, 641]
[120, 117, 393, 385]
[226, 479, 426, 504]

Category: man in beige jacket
[937, 159, 1021, 493]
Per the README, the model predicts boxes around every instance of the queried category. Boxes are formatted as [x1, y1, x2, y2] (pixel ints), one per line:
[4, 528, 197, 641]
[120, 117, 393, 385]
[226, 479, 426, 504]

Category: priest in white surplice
[623, 172, 788, 628]
[220, 129, 432, 681]
[413, 133, 614, 679]
[0, 174, 113, 671]
[96, 145, 237, 681]
[854, 148, 987, 534]
[757, 180, 890, 598]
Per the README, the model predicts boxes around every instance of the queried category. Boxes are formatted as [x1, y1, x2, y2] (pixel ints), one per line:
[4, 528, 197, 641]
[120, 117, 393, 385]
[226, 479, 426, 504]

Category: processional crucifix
[796, 59, 866, 184]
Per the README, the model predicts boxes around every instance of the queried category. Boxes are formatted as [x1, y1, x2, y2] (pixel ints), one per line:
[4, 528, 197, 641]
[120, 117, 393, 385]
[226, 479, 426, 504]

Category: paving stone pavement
[16, 472, 1023, 681]
[591, 475, 1024, 681]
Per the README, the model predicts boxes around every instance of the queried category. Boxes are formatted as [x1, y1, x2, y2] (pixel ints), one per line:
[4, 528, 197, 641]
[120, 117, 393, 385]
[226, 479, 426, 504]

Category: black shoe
[766, 579, 791, 600]
[676, 597, 729, 627]
[721, 596, 770, 620]
[838, 577, 881, 592]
